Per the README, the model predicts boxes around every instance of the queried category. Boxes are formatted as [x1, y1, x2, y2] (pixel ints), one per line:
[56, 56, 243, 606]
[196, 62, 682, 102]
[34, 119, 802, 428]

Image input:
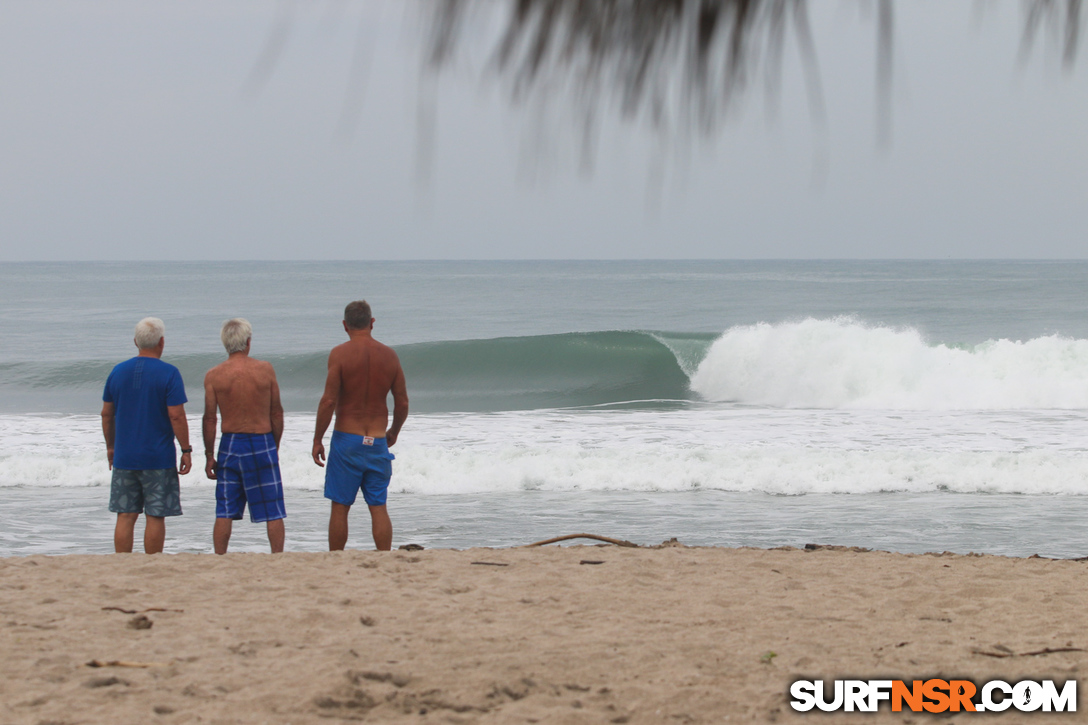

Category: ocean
[2, 260, 1087, 557]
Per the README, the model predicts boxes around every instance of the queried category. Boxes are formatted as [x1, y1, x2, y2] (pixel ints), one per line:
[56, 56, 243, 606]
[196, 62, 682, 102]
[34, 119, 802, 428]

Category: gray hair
[220, 318, 252, 354]
[134, 317, 165, 350]
[344, 300, 372, 330]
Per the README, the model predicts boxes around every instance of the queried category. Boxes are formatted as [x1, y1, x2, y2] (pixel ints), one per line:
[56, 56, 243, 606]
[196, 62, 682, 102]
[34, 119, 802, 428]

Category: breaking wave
[691, 318, 1088, 409]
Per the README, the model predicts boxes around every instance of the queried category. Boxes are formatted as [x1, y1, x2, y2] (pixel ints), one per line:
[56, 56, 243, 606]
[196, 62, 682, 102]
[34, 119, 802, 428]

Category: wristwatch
[180, 447, 193, 454]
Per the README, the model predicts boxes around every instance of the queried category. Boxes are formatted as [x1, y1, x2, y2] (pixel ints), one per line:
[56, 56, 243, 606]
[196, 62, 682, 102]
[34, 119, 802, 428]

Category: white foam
[2, 410, 1087, 496]
[690, 318, 1088, 409]
[387, 445, 1088, 495]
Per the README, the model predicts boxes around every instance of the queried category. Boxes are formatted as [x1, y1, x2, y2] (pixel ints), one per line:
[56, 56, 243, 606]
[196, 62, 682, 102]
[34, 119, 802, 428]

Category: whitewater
[690, 318, 1088, 410]
[2, 261, 1087, 556]
[4, 405, 1088, 495]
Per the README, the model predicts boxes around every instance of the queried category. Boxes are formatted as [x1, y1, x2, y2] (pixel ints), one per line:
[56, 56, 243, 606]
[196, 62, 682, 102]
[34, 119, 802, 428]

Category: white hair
[134, 317, 165, 350]
[220, 318, 252, 354]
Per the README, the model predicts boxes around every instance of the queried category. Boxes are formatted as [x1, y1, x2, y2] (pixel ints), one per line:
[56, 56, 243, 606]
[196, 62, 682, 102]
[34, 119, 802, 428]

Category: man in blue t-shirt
[101, 317, 193, 554]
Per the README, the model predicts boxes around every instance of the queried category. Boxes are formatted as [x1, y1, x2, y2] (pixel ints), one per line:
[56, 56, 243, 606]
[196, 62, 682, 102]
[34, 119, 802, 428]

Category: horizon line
[2, 258, 1088, 264]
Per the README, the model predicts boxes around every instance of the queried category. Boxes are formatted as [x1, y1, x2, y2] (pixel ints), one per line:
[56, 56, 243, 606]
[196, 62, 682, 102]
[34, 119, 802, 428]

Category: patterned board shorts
[109, 468, 183, 517]
[215, 432, 286, 523]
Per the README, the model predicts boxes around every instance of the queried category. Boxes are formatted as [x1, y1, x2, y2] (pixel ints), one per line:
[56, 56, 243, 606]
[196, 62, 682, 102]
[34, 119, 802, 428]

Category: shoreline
[5, 538, 1088, 560]
[5, 486, 1088, 559]
[2, 545, 1084, 723]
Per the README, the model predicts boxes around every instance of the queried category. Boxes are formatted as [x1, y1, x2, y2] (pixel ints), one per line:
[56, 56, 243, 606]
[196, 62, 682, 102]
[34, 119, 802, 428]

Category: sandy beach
[1, 544, 1084, 723]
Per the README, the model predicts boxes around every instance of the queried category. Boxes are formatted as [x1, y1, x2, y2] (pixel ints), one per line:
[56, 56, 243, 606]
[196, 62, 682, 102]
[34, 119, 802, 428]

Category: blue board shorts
[324, 430, 395, 507]
[215, 432, 286, 523]
[109, 468, 182, 518]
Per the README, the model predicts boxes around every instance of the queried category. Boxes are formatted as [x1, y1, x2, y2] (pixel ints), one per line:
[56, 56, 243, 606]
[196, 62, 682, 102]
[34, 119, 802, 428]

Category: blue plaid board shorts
[215, 432, 286, 523]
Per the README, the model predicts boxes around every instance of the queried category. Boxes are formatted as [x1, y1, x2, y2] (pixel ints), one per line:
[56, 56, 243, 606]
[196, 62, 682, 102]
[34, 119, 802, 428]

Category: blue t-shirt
[103, 356, 187, 470]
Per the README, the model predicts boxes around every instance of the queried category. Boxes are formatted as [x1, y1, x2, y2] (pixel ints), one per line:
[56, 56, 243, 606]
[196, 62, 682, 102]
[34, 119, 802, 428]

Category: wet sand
[0, 545, 1084, 723]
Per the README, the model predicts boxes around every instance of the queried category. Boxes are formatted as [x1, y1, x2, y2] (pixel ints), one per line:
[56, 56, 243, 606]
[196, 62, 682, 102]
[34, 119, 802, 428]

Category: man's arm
[269, 365, 284, 449]
[312, 353, 341, 466]
[386, 364, 409, 447]
[168, 404, 193, 475]
[202, 374, 218, 480]
[101, 402, 116, 470]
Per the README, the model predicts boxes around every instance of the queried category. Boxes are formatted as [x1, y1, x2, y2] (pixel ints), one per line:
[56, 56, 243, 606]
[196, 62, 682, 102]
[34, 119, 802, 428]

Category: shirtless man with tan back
[312, 300, 408, 551]
[203, 318, 286, 554]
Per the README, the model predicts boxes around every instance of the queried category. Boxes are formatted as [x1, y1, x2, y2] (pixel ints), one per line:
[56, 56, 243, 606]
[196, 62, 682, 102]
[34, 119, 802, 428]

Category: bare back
[204, 356, 281, 434]
[326, 336, 405, 437]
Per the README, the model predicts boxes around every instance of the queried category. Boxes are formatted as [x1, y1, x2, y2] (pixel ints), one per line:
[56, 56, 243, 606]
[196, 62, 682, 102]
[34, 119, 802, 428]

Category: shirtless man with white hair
[203, 318, 286, 553]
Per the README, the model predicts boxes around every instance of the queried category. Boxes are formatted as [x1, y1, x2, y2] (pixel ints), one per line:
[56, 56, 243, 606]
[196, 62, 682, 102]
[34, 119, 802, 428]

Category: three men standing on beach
[102, 318, 192, 554]
[203, 319, 287, 554]
[103, 303, 406, 554]
[313, 301, 409, 551]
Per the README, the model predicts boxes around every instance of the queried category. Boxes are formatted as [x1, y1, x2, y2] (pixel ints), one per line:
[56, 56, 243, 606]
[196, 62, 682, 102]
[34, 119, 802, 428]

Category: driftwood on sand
[522, 533, 639, 548]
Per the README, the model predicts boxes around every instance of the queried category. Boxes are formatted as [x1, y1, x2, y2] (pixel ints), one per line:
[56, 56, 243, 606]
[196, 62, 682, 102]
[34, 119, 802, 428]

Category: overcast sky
[0, 0, 1085, 261]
